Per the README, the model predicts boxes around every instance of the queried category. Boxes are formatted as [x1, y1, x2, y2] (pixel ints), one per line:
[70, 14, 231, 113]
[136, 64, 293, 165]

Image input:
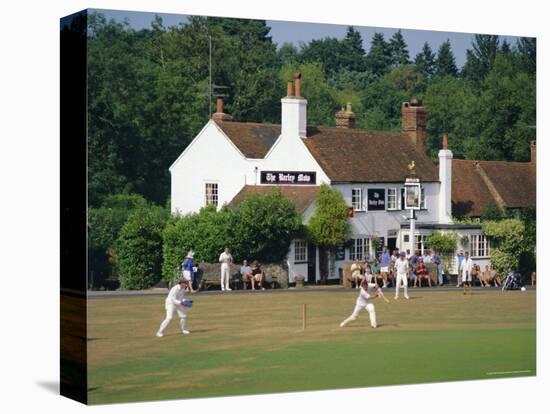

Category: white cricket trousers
[395, 272, 408, 298]
[220, 264, 230, 289]
[341, 297, 377, 328]
[158, 302, 188, 334]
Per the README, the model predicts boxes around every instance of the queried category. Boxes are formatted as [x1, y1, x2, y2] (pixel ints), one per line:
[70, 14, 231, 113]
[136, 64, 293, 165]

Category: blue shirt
[379, 252, 391, 267]
[182, 258, 194, 272]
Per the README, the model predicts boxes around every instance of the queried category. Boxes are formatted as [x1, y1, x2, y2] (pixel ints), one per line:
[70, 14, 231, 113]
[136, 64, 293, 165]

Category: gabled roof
[215, 120, 439, 182]
[215, 121, 280, 159]
[228, 185, 319, 213]
[452, 159, 536, 217]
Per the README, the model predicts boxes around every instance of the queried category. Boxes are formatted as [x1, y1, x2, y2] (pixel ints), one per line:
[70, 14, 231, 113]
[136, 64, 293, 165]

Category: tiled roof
[303, 126, 439, 182]
[451, 159, 536, 217]
[215, 121, 280, 159]
[228, 185, 319, 213]
[475, 161, 536, 208]
[216, 120, 439, 182]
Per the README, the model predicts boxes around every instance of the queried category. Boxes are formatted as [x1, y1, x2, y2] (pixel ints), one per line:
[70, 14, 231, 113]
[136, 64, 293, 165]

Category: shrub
[162, 205, 234, 283]
[88, 193, 148, 288]
[482, 219, 526, 276]
[115, 205, 170, 290]
[307, 184, 351, 280]
[230, 188, 302, 262]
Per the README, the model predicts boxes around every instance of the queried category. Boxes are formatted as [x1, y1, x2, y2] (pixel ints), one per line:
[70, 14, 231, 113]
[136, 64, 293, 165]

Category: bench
[195, 267, 241, 291]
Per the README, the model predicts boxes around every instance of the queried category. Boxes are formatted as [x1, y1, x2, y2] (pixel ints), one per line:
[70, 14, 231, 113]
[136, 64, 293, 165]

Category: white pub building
[170, 73, 536, 283]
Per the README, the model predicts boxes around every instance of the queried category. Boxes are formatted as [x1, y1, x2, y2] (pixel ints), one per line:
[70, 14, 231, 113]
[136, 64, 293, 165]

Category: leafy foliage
[307, 184, 351, 246]
[230, 189, 302, 262]
[482, 219, 526, 275]
[426, 232, 458, 254]
[115, 205, 170, 290]
[88, 193, 149, 288]
[481, 202, 505, 221]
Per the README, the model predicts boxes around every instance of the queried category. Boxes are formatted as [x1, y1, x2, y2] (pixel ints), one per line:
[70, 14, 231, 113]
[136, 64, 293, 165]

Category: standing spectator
[422, 249, 432, 264]
[350, 259, 362, 288]
[182, 250, 196, 293]
[433, 250, 443, 286]
[388, 249, 399, 288]
[459, 251, 473, 294]
[415, 257, 431, 287]
[394, 252, 410, 300]
[240, 260, 253, 289]
[408, 250, 418, 287]
[251, 260, 266, 290]
[379, 246, 391, 288]
[456, 250, 465, 287]
[219, 246, 233, 291]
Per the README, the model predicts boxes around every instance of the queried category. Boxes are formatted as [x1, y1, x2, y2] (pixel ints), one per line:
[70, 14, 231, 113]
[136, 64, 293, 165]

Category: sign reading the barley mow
[260, 171, 316, 185]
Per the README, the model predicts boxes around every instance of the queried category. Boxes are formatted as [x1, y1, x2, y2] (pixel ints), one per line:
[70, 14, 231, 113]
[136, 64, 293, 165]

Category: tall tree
[414, 42, 436, 78]
[461, 35, 499, 83]
[500, 39, 511, 54]
[299, 37, 345, 75]
[278, 42, 299, 65]
[340, 26, 367, 72]
[435, 39, 458, 77]
[307, 184, 351, 281]
[517, 37, 536, 75]
[388, 30, 410, 66]
[365, 32, 391, 76]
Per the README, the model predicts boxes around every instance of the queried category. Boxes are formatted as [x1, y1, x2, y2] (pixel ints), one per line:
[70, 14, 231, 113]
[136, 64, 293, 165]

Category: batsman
[156, 279, 193, 337]
[340, 276, 387, 329]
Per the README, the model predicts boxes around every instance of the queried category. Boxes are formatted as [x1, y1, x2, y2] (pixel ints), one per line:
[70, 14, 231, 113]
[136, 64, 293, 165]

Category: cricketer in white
[219, 247, 233, 291]
[340, 277, 383, 329]
[156, 279, 191, 337]
[394, 252, 410, 300]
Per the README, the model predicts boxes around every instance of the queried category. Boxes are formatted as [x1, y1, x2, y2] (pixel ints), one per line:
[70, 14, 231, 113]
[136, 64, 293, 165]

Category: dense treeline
[88, 14, 536, 207]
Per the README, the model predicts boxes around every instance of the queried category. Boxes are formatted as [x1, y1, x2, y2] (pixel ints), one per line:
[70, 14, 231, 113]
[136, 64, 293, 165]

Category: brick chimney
[530, 141, 536, 163]
[212, 96, 233, 122]
[281, 72, 307, 138]
[335, 103, 356, 129]
[401, 99, 427, 150]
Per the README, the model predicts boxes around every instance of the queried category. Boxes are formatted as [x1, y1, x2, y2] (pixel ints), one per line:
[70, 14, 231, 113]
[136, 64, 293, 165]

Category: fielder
[394, 251, 410, 300]
[459, 251, 474, 294]
[219, 246, 233, 291]
[340, 276, 385, 329]
[156, 279, 192, 337]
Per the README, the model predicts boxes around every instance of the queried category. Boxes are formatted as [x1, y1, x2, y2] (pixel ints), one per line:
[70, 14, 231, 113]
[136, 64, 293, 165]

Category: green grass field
[87, 288, 536, 404]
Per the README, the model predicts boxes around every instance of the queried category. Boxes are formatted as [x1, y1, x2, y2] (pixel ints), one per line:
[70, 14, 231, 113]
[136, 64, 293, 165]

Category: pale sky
[97, 8, 522, 68]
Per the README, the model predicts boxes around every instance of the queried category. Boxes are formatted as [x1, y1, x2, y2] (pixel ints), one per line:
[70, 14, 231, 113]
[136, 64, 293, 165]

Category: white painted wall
[438, 148, 453, 224]
[170, 121, 256, 215]
[333, 182, 441, 247]
[281, 97, 307, 138]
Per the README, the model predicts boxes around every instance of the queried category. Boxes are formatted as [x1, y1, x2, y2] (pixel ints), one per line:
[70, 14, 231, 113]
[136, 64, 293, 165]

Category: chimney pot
[212, 96, 233, 122]
[287, 81, 294, 97]
[530, 140, 536, 163]
[442, 133, 449, 150]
